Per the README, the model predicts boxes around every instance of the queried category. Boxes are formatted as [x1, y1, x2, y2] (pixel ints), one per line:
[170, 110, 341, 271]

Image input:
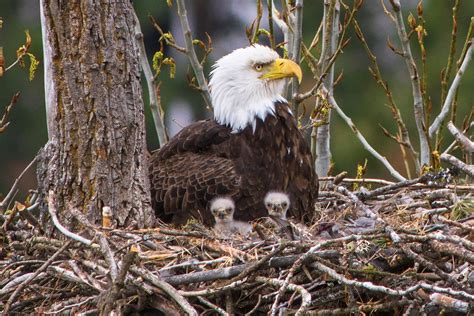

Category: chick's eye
[254, 64, 263, 71]
[282, 202, 288, 208]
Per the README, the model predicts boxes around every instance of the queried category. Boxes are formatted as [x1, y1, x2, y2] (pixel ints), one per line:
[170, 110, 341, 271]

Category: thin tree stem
[133, 10, 168, 146]
[429, 39, 473, 137]
[314, 0, 339, 176]
[290, 0, 303, 106]
[389, 0, 430, 167]
[175, 0, 212, 110]
[323, 86, 406, 181]
[267, 0, 275, 49]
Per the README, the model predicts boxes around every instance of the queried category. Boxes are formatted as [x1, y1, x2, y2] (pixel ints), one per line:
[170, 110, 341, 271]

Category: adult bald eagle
[150, 45, 318, 226]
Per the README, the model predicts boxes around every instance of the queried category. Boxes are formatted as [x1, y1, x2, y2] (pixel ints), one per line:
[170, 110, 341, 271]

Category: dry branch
[47, 191, 95, 247]
[440, 153, 474, 178]
[446, 121, 474, 153]
[175, 0, 212, 110]
[0, 92, 20, 134]
[321, 86, 406, 181]
[132, 10, 168, 147]
[430, 39, 473, 137]
[0, 156, 37, 212]
[388, 0, 430, 167]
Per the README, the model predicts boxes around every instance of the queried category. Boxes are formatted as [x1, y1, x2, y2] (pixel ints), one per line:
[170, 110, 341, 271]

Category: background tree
[37, 0, 153, 229]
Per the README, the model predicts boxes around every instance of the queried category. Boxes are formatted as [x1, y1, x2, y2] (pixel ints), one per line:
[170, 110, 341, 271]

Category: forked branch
[388, 0, 430, 167]
[429, 39, 473, 137]
[321, 86, 406, 181]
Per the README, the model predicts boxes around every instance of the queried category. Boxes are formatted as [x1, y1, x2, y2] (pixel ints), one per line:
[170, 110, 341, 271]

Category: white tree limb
[389, 0, 430, 167]
[290, 0, 303, 100]
[430, 293, 469, 313]
[446, 121, 474, 153]
[47, 191, 96, 247]
[272, 0, 294, 96]
[315, 0, 339, 177]
[40, 0, 56, 138]
[440, 153, 474, 178]
[429, 40, 473, 137]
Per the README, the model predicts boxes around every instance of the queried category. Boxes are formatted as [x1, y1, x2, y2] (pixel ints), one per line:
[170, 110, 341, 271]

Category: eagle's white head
[209, 45, 302, 132]
[210, 197, 235, 223]
[264, 191, 290, 220]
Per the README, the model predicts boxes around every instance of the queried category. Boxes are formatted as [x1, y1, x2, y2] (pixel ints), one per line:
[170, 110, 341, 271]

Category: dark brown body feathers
[149, 102, 318, 226]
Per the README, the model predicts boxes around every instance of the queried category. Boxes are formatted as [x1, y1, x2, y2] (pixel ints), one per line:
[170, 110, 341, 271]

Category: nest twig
[1, 170, 473, 314]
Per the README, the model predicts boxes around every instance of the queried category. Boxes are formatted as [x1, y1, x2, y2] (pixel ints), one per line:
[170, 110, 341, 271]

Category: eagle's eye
[254, 64, 264, 72]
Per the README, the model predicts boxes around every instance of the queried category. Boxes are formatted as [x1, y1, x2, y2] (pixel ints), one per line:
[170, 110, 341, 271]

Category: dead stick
[0, 156, 37, 211]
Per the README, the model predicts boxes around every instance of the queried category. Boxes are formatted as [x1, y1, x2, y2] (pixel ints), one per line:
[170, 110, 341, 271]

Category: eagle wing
[155, 120, 231, 160]
[150, 120, 241, 225]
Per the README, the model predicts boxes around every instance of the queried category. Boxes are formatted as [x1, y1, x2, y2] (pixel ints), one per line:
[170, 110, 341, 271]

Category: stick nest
[1, 172, 473, 315]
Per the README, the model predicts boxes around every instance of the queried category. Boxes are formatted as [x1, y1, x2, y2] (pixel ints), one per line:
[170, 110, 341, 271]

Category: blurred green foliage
[0, 0, 472, 195]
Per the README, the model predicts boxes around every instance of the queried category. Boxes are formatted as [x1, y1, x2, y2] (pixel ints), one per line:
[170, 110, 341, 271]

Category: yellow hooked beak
[259, 58, 302, 83]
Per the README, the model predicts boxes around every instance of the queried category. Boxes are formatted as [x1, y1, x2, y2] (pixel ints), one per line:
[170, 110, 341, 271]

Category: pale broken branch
[429, 39, 473, 137]
[97, 233, 118, 281]
[429, 293, 470, 313]
[289, 0, 303, 100]
[443, 121, 474, 155]
[440, 153, 474, 178]
[446, 121, 474, 153]
[47, 191, 95, 247]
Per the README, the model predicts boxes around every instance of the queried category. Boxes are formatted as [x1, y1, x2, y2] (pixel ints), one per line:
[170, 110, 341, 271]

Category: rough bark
[38, 0, 153, 229]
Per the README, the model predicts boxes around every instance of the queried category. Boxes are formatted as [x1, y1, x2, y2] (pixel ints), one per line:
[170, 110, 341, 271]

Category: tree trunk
[38, 0, 153, 229]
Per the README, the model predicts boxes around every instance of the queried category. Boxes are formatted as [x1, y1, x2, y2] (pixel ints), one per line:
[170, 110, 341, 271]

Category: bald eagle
[150, 44, 318, 226]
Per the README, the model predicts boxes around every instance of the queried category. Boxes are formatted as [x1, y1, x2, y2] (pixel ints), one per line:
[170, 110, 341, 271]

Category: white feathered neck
[209, 45, 287, 132]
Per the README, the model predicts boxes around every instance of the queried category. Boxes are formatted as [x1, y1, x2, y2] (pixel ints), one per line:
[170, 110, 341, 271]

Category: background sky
[1, 0, 472, 197]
